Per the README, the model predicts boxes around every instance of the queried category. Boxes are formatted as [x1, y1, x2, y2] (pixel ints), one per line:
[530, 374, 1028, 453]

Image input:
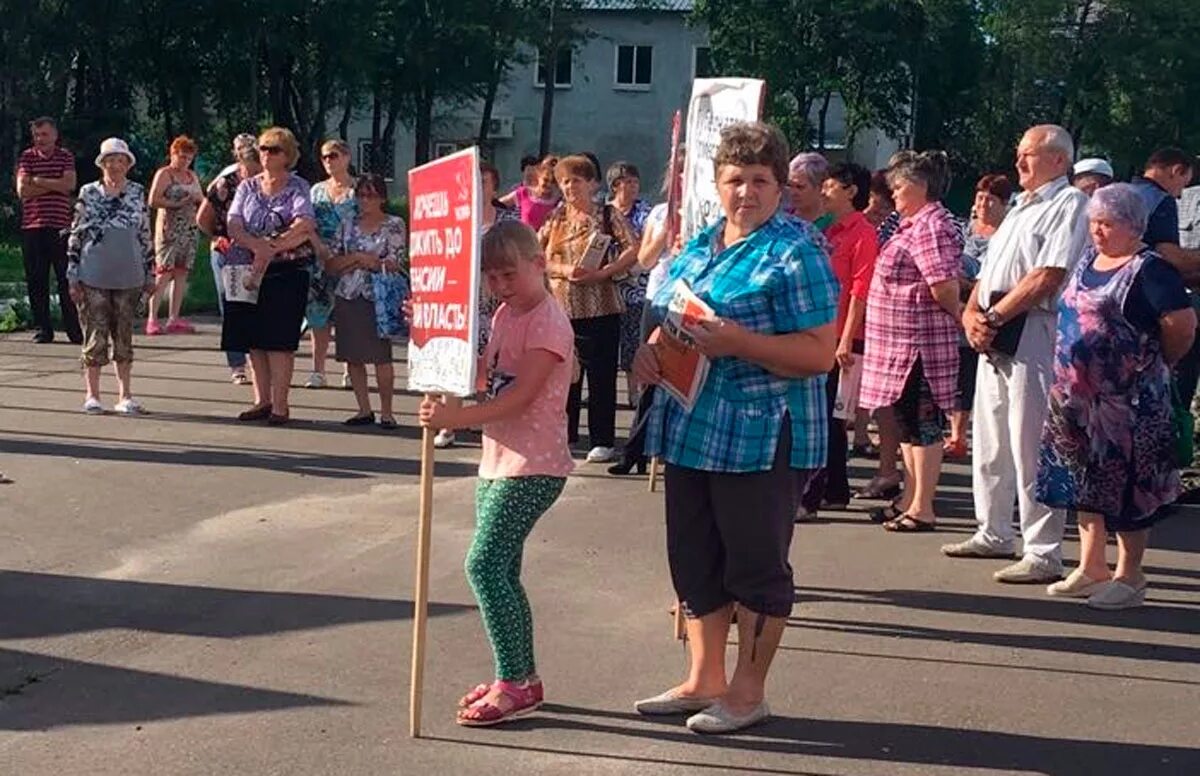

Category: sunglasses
[258, 145, 283, 155]
[321, 152, 341, 161]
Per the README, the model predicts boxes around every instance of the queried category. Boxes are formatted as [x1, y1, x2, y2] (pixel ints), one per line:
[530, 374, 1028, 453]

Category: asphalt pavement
[0, 322, 1197, 776]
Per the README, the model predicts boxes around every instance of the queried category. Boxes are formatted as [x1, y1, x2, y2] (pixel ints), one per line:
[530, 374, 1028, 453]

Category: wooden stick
[409, 416, 437, 738]
[648, 456, 660, 492]
[673, 600, 686, 641]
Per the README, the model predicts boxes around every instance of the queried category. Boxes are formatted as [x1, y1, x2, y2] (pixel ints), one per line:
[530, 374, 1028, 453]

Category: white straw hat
[1073, 158, 1113, 179]
[94, 137, 136, 168]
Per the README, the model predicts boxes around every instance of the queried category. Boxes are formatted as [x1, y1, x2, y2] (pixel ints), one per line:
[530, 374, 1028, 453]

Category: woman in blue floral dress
[606, 161, 653, 407]
[1036, 184, 1196, 610]
[307, 139, 359, 388]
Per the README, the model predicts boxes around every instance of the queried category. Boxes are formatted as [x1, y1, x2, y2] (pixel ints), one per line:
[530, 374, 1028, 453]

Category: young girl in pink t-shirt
[418, 220, 574, 727]
[499, 157, 560, 230]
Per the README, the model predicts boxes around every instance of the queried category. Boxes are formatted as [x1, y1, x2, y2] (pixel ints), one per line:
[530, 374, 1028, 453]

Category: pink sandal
[458, 683, 493, 709]
[456, 680, 543, 727]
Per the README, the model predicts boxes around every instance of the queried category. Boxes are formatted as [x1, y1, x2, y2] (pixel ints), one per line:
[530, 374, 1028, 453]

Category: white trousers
[970, 312, 1065, 563]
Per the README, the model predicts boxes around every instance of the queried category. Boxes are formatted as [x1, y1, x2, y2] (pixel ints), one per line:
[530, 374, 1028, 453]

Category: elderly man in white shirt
[942, 124, 1090, 583]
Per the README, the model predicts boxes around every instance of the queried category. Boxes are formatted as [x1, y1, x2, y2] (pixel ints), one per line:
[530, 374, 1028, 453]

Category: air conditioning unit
[487, 116, 514, 139]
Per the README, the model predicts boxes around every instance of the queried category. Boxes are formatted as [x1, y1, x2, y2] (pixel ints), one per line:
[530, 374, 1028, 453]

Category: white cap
[1073, 158, 1113, 179]
[94, 137, 136, 168]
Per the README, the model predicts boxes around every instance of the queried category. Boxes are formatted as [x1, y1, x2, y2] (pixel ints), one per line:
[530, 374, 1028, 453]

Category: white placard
[681, 78, 767, 241]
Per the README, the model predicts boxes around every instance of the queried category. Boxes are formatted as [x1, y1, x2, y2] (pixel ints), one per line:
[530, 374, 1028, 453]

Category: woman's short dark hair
[519, 154, 540, 172]
[713, 122, 790, 186]
[605, 161, 640, 190]
[886, 150, 952, 201]
[1146, 147, 1196, 174]
[827, 162, 872, 211]
[975, 173, 1014, 203]
[355, 173, 389, 200]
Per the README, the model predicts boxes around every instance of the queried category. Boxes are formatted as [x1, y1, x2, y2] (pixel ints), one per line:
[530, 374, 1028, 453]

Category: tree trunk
[369, 89, 383, 174]
[414, 87, 434, 166]
[382, 89, 402, 176]
[477, 54, 505, 148]
[338, 94, 353, 143]
[157, 80, 174, 142]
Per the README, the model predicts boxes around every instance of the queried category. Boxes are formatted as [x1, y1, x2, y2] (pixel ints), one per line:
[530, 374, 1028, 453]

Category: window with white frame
[357, 140, 395, 178]
[615, 44, 653, 89]
[535, 47, 573, 88]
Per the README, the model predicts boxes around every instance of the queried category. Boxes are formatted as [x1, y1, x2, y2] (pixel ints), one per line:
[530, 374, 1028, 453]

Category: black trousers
[665, 422, 808, 619]
[22, 227, 81, 340]
[568, 313, 620, 447]
[620, 303, 660, 462]
[800, 365, 851, 510]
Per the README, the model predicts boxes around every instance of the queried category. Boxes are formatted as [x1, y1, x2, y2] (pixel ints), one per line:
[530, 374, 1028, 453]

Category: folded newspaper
[650, 279, 716, 410]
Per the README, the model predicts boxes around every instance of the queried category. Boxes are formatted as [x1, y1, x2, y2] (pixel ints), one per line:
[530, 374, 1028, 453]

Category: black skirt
[220, 262, 308, 353]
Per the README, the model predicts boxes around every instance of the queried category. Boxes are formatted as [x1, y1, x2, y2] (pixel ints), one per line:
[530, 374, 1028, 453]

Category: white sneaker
[230, 369, 250, 385]
[993, 555, 1063, 584]
[433, 429, 456, 448]
[303, 372, 326, 389]
[114, 398, 146, 415]
[1087, 580, 1147, 610]
[82, 397, 104, 415]
[1047, 568, 1111, 598]
[940, 535, 1016, 559]
[341, 370, 352, 390]
[586, 446, 617, 463]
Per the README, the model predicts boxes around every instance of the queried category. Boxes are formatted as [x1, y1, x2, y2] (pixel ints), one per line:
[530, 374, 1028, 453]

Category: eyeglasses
[321, 152, 341, 161]
[258, 145, 283, 155]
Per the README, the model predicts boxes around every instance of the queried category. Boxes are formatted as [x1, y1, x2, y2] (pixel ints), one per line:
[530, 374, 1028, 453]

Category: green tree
[692, 0, 925, 152]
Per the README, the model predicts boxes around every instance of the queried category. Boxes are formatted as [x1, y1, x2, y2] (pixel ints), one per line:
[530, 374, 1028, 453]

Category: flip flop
[868, 503, 904, 524]
[883, 515, 936, 533]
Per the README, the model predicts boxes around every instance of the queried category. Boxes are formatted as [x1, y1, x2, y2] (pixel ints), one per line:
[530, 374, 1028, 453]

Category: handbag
[1171, 380, 1194, 468]
[372, 268, 411, 341]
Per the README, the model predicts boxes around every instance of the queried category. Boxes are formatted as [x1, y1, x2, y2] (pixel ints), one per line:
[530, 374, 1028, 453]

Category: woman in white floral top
[328, 174, 407, 428]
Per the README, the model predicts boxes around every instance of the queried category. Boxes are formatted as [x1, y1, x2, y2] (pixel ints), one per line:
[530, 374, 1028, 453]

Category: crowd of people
[12, 112, 1200, 733]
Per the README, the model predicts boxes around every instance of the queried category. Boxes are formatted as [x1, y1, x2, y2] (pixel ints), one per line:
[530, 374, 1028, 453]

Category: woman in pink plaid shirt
[860, 151, 964, 532]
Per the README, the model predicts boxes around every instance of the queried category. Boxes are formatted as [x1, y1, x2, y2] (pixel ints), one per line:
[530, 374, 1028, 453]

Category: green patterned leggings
[466, 476, 566, 681]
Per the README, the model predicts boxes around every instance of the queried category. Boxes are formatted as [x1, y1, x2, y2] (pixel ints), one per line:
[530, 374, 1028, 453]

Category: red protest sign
[406, 147, 481, 397]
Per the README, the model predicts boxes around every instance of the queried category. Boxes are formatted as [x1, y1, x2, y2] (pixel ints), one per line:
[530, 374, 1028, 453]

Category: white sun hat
[1073, 158, 1113, 179]
[94, 137, 136, 168]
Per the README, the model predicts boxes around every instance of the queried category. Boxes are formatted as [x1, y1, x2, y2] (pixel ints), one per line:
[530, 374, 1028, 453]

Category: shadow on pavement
[0, 648, 353, 731]
[0, 571, 474, 640]
[429, 708, 1200, 776]
[775, 643, 1199, 687]
[0, 435, 477, 479]
[794, 586, 1199, 636]
[791, 616, 1200, 665]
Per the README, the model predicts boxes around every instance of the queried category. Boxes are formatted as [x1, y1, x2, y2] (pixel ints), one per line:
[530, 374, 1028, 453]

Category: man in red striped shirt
[15, 116, 82, 344]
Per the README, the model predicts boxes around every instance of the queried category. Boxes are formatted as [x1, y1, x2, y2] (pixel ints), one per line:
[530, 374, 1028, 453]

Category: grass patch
[0, 237, 220, 329]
